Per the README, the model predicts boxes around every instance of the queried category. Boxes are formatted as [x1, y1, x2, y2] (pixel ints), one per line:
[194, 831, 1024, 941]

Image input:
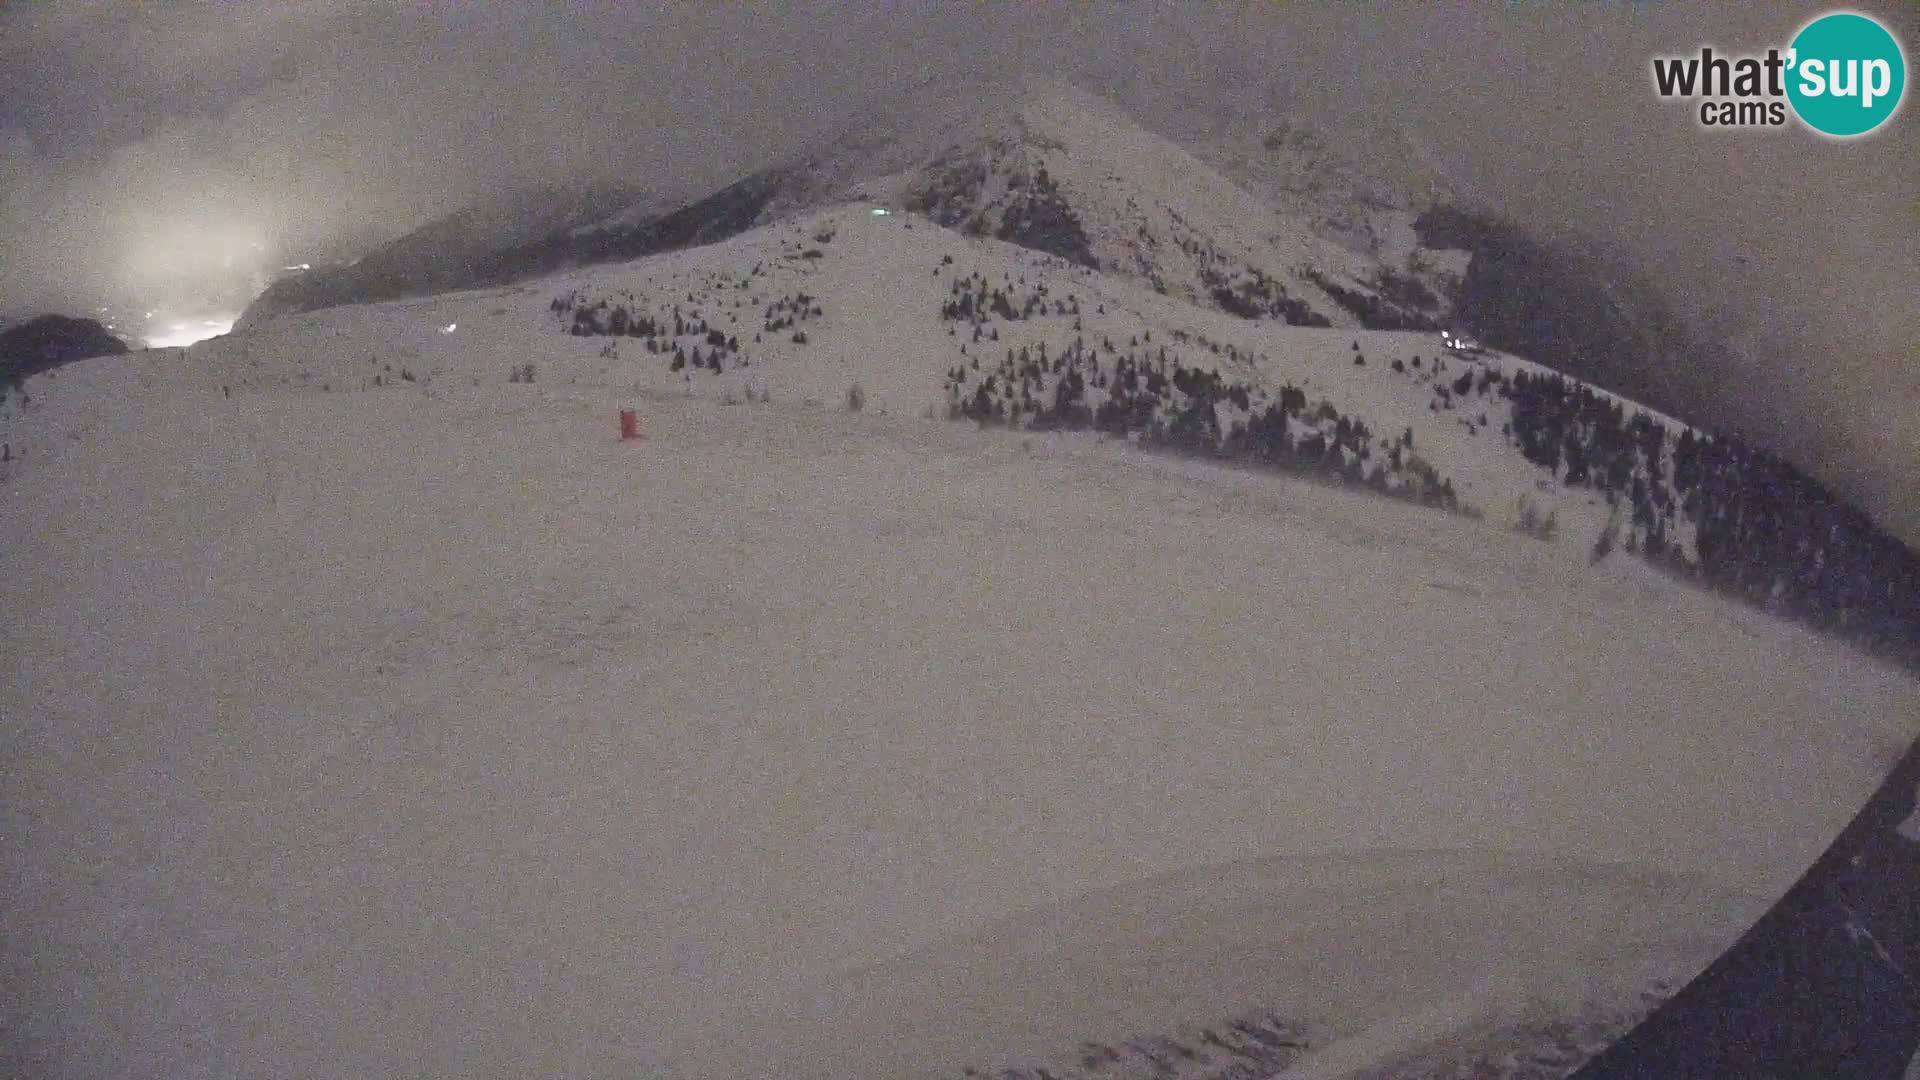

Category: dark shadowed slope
[0, 315, 127, 387]
[1574, 727, 1920, 1078]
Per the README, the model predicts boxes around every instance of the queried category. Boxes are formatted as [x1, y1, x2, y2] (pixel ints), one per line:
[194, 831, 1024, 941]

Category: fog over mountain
[1, 1, 1914, 538]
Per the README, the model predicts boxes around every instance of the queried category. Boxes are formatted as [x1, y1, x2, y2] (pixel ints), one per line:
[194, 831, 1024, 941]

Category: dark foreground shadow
[1574, 732, 1920, 1078]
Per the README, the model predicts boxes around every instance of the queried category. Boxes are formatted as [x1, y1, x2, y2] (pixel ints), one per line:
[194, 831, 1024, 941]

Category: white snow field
[4, 207, 1919, 1079]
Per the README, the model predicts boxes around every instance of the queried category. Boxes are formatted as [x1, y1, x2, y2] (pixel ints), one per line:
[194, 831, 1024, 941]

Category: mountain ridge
[239, 83, 1464, 334]
[204, 194, 1920, 669]
[216, 83, 1920, 666]
[0, 313, 128, 387]
[238, 83, 1722, 448]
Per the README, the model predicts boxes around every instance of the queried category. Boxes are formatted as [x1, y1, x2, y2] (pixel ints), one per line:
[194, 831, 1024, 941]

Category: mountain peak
[244, 83, 1469, 335]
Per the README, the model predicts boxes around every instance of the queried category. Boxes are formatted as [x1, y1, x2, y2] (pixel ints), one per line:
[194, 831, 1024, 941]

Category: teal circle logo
[1787, 12, 1906, 137]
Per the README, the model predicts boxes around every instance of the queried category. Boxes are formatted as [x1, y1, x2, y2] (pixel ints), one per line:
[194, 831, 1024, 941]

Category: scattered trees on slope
[944, 336, 1466, 515]
[1502, 367, 1920, 664]
[551, 287, 813, 380]
[1300, 268, 1442, 332]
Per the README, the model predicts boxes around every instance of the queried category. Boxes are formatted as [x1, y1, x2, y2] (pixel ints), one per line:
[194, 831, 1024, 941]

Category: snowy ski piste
[6, 189, 1920, 1074]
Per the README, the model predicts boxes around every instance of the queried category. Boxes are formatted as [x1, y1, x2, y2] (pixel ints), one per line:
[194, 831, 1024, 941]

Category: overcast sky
[1, 0, 1915, 536]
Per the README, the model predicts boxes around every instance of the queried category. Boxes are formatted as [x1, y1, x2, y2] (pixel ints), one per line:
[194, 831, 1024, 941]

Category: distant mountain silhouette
[1, 314, 129, 387]
[1414, 204, 1730, 428]
[238, 174, 791, 329]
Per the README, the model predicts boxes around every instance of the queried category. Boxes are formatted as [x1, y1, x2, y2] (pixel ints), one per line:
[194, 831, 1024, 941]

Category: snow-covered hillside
[239, 83, 1465, 339]
[5, 190, 1920, 1079]
[750, 83, 1465, 332]
[464, 203, 1920, 661]
[211, 205, 1699, 568]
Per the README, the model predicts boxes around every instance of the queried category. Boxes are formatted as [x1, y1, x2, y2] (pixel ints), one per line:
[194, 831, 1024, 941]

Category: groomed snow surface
[5, 210, 1919, 1079]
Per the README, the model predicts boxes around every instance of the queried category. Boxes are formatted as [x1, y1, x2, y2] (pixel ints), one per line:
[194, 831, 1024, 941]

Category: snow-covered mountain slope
[214, 205, 1691, 567]
[6, 201, 1920, 1078]
[760, 82, 1463, 331]
[510, 205, 1920, 659]
[238, 83, 1465, 337]
[210, 200, 1920, 655]
[234, 80, 1758, 486]
[1143, 102, 1461, 271]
